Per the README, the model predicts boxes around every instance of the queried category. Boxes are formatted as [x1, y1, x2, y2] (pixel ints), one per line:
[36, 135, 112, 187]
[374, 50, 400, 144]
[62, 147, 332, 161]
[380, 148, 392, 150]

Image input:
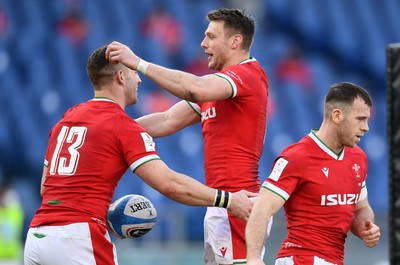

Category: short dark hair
[86, 45, 125, 87]
[207, 8, 255, 52]
[325, 82, 373, 107]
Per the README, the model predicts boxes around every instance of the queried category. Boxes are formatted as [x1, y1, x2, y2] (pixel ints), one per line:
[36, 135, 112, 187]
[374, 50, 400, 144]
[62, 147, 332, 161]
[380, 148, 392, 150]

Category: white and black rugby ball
[107, 194, 157, 239]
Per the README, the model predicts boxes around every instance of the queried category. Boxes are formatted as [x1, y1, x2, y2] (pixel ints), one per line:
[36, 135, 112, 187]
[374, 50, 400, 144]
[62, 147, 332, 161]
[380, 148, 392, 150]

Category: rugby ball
[107, 194, 157, 239]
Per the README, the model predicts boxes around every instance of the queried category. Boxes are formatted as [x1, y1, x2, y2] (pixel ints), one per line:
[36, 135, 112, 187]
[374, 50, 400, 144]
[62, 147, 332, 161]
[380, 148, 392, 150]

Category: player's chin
[347, 138, 359, 148]
[207, 61, 215, 70]
[129, 97, 138, 106]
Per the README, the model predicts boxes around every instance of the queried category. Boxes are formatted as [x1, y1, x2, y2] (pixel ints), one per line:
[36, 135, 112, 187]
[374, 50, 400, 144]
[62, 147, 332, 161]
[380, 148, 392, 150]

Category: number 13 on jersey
[49, 126, 87, 176]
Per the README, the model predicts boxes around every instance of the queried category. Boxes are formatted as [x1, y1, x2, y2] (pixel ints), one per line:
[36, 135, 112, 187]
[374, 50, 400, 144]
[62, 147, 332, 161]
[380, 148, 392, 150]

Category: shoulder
[345, 145, 367, 160]
[271, 137, 314, 173]
[216, 58, 268, 98]
[269, 139, 308, 174]
[280, 136, 311, 159]
[218, 58, 266, 80]
[344, 146, 368, 169]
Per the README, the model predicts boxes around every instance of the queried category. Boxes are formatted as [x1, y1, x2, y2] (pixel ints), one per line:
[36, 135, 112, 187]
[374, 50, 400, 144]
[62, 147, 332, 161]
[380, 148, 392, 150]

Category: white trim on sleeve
[130, 154, 160, 172]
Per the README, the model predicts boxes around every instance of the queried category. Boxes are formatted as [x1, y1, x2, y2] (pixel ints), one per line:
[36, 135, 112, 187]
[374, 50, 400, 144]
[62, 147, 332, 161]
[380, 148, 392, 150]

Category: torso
[194, 58, 268, 192]
[264, 132, 368, 264]
[30, 98, 159, 227]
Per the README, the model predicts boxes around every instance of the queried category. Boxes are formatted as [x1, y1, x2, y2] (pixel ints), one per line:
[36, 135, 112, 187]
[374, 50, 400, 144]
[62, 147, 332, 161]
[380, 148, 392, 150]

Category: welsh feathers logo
[352, 163, 361, 178]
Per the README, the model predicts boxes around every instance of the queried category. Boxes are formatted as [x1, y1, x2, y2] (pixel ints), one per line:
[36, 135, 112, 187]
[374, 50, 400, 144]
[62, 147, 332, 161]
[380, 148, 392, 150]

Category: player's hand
[228, 190, 257, 221]
[359, 220, 380, 247]
[105, 41, 140, 70]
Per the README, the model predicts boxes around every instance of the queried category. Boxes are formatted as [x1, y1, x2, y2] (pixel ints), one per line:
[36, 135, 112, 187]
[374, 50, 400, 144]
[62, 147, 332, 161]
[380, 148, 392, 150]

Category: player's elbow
[181, 77, 212, 103]
[157, 182, 186, 202]
[157, 183, 175, 197]
[182, 88, 202, 103]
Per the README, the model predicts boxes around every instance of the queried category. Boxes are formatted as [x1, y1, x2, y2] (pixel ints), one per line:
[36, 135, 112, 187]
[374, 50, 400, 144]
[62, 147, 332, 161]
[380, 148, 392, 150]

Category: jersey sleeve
[215, 59, 263, 99]
[358, 149, 369, 201]
[186, 101, 202, 115]
[214, 71, 238, 98]
[117, 117, 160, 172]
[262, 155, 303, 201]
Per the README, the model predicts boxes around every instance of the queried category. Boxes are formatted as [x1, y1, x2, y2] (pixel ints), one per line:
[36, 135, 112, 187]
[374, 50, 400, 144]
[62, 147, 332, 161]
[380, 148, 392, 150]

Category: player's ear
[231, 34, 242, 49]
[331, 108, 343, 124]
[115, 69, 125, 84]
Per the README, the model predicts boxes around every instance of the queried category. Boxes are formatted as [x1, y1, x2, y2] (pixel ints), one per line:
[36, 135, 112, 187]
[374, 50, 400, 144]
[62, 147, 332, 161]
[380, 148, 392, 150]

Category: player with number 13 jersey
[30, 98, 160, 228]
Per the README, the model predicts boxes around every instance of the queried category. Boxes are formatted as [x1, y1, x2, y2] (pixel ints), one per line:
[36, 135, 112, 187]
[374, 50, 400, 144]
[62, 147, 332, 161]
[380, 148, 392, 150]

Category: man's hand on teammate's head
[106, 41, 140, 70]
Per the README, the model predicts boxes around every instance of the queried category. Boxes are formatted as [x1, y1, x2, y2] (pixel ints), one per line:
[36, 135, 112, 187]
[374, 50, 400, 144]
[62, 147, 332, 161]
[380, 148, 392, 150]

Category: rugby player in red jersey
[106, 8, 271, 265]
[24, 45, 255, 265]
[246, 82, 381, 265]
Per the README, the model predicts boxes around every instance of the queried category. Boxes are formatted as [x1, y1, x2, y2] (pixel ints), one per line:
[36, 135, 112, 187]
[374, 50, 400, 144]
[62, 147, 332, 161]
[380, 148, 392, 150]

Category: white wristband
[137, 59, 150, 75]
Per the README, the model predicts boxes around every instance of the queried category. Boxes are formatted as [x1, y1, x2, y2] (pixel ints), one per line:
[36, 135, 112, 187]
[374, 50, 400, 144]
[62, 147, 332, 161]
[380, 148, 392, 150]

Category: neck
[225, 51, 251, 68]
[94, 90, 124, 110]
[235, 52, 251, 64]
[314, 125, 343, 155]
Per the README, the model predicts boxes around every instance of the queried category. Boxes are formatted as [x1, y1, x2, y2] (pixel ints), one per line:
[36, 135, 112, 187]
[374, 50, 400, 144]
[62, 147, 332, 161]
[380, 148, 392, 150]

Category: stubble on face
[203, 21, 231, 71]
[338, 98, 370, 148]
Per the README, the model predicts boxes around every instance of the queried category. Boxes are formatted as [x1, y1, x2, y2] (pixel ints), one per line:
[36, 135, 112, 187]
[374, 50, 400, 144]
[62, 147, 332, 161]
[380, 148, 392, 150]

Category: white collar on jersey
[239, 57, 257, 64]
[92, 97, 118, 104]
[308, 129, 345, 161]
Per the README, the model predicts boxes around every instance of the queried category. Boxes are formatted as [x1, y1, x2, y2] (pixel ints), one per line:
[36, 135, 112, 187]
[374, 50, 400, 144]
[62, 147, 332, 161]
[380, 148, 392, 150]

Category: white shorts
[24, 222, 118, 265]
[275, 256, 338, 265]
[204, 207, 273, 265]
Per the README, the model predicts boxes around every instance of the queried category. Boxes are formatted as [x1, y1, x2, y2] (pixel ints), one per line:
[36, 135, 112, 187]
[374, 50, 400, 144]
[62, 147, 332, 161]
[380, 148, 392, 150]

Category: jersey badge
[219, 246, 227, 257]
[321, 167, 329, 178]
[140, 132, 156, 152]
[269, 157, 288, 181]
[352, 163, 361, 178]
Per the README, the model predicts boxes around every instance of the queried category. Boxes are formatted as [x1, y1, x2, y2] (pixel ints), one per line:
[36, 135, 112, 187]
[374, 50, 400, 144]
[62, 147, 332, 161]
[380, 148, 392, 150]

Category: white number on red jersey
[49, 126, 87, 175]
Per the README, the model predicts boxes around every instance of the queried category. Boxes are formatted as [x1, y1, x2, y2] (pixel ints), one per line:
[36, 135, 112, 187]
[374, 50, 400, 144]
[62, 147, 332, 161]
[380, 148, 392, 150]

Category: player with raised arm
[106, 8, 272, 265]
[23, 45, 255, 265]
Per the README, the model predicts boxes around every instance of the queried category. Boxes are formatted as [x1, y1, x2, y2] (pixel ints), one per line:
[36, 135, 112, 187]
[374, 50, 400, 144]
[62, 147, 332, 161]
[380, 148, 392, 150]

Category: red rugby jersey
[30, 98, 159, 227]
[189, 58, 268, 192]
[263, 131, 368, 264]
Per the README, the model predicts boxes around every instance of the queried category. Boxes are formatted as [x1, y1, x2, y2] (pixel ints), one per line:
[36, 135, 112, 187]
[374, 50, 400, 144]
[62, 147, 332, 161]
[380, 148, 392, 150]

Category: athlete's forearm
[106, 41, 230, 102]
[163, 170, 217, 206]
[246, 204, 270, 262]
[165, 172, 254, 221]
[246, 188, 284, 261]
[350, 200, 375, 237]
[145, 63, 205, 102]
[136, 113, 173, 138]
[136, 101, 199, 137]
[246, 190, 273, 261]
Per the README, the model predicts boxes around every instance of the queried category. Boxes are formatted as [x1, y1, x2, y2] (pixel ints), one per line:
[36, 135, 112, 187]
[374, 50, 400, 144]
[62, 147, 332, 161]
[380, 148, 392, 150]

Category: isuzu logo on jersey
[201, 107, 216, 121]
[320, 193, 359, 206]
